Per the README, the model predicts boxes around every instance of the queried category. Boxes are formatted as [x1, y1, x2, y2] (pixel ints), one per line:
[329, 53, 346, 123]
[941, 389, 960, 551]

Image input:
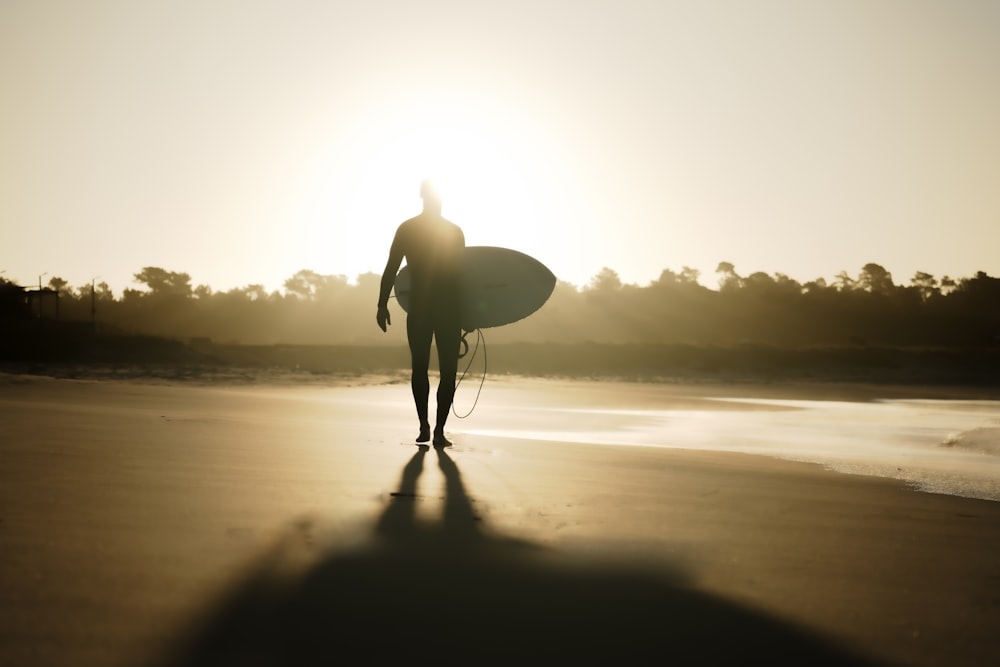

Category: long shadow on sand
[170, 447, 886, 666]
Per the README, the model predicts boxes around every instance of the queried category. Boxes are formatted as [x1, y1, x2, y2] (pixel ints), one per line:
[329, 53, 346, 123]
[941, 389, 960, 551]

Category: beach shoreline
[1, 374, 998, 666]
[4, 362, 1000, 400]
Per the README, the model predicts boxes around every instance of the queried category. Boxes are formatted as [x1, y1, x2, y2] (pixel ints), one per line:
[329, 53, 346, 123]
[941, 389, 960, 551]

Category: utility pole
[91, 276, 101, 329]
[38, 272, 47, 318]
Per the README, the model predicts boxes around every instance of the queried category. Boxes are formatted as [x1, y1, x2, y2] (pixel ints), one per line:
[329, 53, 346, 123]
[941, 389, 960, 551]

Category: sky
[2, 0, 998, 295]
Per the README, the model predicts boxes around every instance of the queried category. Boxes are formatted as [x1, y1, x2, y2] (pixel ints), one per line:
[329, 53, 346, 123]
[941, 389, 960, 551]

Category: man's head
[420, 179, 442, 212]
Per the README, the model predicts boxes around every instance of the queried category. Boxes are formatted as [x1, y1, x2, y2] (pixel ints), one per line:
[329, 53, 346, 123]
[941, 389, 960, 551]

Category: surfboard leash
[453, 328, 487, 419]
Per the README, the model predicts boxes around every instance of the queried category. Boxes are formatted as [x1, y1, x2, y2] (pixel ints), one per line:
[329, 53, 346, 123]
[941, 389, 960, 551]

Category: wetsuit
[378, 212, 465, 433]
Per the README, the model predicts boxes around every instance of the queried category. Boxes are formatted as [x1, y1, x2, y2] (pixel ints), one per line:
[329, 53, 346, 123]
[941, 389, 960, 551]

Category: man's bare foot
[417, 424, 431, 443]
[432, 430, 452, 448]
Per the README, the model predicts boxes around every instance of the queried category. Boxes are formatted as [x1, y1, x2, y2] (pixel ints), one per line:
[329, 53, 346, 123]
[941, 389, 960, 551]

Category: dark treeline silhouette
[4, 262, 997, 347]
[2, 262, 999, 385]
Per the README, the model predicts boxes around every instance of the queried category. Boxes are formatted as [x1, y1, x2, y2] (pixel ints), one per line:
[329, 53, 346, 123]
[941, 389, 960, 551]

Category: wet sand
[1, 373, 999, 666]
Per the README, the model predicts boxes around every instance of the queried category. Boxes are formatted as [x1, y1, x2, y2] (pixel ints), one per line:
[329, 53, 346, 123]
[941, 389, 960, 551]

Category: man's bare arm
[376, 241, 404, 332]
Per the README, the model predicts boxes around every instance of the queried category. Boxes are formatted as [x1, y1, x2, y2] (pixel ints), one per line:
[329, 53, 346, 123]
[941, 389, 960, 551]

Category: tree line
[2, 262, 998, 348]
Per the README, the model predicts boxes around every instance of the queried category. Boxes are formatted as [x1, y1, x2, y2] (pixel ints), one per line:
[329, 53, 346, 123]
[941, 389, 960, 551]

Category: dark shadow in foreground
[167, 447, 887, 666]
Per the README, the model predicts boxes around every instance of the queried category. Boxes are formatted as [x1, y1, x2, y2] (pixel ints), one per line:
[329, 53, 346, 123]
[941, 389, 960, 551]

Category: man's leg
[407, 314, 433, 442]
[433, 320, 461, 446]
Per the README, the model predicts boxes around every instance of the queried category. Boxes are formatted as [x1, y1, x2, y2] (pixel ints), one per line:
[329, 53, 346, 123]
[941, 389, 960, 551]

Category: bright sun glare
[323, 95, 561, 278]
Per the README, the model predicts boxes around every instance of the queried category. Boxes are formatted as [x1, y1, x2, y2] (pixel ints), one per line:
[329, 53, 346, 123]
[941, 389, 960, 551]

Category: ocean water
[464, 397, 1000, 502]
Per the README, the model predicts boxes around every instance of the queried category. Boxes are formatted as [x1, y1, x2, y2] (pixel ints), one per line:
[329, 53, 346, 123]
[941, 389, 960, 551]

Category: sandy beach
[1, 372, 999, 666]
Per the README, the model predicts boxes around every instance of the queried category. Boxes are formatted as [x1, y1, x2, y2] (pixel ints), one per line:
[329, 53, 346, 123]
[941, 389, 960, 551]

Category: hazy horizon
[4, 256, 995, 298]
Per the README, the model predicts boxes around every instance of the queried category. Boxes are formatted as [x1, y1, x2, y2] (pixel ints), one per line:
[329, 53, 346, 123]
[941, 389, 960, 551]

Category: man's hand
[376, 305, 391, 332]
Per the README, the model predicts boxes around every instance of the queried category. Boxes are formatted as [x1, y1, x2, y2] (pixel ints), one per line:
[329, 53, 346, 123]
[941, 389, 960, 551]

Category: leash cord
[453, 328, 486, 419]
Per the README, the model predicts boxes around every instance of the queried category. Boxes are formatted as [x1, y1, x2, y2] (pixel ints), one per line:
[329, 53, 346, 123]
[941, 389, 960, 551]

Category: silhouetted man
[377, 180, 465, 447]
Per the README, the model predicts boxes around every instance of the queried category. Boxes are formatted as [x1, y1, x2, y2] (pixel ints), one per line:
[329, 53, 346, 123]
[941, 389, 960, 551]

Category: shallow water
[463, 395, 1000, 502]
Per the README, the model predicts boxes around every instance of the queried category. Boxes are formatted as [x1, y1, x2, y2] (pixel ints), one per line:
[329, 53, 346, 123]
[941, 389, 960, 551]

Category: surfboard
[394, 246, 556, 331]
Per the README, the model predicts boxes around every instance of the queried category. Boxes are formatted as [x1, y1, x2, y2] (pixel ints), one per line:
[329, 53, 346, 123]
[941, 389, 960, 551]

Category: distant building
[25, 287, 60, 320]
[0, 281, 31, 321]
